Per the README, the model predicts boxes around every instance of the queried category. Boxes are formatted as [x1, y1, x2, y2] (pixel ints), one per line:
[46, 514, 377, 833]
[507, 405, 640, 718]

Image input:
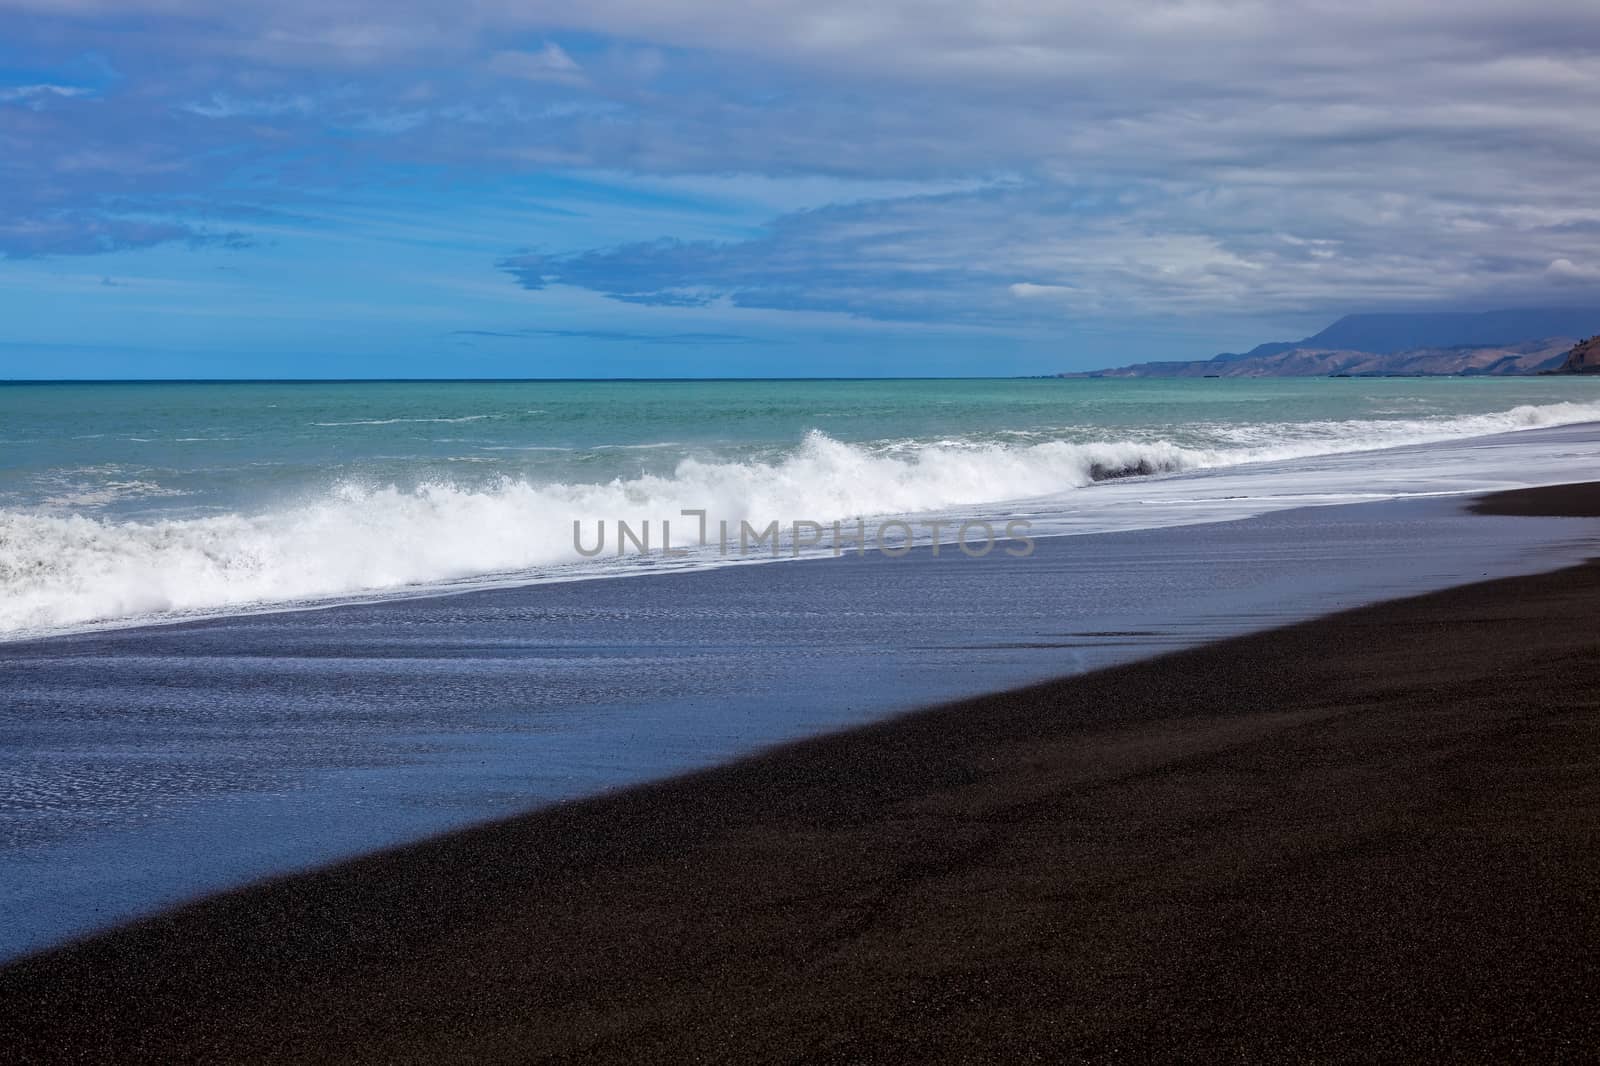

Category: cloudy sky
[3, 1, 1599, 377]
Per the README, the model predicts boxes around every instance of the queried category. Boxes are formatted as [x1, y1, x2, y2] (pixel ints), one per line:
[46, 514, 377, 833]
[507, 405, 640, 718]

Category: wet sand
[3, 482, 1598, 1063]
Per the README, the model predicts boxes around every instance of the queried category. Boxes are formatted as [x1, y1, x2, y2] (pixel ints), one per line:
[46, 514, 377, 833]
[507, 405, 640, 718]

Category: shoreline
[4, 481, 1592, 961]
[6, 415, 1600, 647]
[3, 482, 1598, 1061]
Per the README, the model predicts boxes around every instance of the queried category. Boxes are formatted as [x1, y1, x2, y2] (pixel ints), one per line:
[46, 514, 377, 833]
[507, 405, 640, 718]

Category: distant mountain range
[1068, 308, 1600, 378]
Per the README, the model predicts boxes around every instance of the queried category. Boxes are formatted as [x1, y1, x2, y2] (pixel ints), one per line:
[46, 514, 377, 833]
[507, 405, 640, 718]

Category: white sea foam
[38, 480, 188, 510]
[310, 415, 495, 427]
[2, 399, 1598, 637]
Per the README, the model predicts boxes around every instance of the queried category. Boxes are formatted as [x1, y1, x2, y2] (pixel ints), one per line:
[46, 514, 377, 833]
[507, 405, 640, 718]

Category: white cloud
[486, 43, 585, 86]
[0, 83, 92, 105]
[182, 92, 317, 119]
[1545, 258, 1600, 284]
[1008, 282, 1075, 299]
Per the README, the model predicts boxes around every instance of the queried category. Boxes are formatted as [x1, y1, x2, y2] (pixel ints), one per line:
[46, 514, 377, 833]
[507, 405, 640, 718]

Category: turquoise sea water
[3, 376, 1600, 636]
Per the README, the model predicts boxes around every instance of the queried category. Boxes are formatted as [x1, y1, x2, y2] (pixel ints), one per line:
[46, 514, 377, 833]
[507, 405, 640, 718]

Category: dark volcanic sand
[3, 484, 1599, 1063]
[1473, 481, 1600, 517]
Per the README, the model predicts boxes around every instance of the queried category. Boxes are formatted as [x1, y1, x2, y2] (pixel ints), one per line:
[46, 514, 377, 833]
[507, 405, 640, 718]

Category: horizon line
[0, 376, 1062, 385]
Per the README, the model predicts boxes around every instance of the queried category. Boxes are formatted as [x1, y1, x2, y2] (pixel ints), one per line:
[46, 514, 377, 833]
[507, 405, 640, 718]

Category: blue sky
[3, 1, 1600, 378]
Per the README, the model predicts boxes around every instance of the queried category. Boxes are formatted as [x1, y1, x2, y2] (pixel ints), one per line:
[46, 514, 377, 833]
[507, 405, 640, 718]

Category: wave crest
[3, 398, 1599, 636]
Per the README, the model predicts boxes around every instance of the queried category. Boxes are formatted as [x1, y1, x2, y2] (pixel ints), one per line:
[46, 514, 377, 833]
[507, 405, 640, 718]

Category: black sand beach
[3, 483, 1598, 1063]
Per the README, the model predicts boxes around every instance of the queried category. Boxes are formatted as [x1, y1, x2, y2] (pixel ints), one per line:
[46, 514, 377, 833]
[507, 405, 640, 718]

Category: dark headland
[1066, 307, 1600, 377]
[3, 484, 1599, 1063]
[1557, 335, 1600, 375]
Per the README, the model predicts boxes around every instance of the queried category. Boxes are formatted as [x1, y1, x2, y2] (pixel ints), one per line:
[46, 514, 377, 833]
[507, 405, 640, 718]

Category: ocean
[3, 377, 1600, 958]
[4, 376, 1600, 638]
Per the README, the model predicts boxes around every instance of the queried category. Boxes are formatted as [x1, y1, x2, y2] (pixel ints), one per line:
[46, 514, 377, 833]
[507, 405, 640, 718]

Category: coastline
[3, 482, 1597, 1061]
[4, 469, 1594, 961]
[6, 382, 1600, 643]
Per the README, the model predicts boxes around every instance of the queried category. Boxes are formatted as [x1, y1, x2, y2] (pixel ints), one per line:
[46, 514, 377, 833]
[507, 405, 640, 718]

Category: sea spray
[4, 396, 1600, 637]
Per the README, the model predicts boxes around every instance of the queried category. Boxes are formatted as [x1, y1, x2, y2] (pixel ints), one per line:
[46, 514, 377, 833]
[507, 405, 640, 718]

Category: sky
[2, 1, 1599, 378]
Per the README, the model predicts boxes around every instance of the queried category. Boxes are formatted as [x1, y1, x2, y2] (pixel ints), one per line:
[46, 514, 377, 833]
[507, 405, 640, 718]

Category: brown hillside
[1561, 335, 1600, 373]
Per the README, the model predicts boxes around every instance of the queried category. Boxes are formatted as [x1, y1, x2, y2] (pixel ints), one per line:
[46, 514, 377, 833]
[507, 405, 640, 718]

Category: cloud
[0, 212, 250, 258]
[486, 44, 585, 86]
[497, 179, 1600, 322]
[0, 75, 271, 256]
[1008, 282, 1076, 299]
[181, 93, 317, 119]
[5, 0, 1600, 325]
[1545, 257, 1600, 284]
[0, 83, 93, 105]
[452, 327, 753, 344]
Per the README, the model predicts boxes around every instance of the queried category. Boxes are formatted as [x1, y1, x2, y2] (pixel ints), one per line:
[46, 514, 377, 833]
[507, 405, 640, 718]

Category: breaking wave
[3, 398, 1598, 637]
